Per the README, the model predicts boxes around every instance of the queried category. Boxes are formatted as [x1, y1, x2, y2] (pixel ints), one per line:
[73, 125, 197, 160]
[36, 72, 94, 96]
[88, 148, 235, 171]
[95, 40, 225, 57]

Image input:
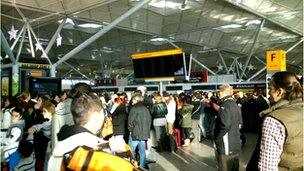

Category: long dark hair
[271, 71, 303, 101]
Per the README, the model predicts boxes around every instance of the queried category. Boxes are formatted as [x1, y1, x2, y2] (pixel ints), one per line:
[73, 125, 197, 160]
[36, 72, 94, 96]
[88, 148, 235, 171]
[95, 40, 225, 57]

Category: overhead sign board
[266, 50, 286, 71]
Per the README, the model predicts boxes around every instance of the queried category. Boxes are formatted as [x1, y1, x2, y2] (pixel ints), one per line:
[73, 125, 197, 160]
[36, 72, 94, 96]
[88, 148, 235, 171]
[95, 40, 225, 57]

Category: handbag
[101, 116, 113, 139]
[189, 131, 195, 142]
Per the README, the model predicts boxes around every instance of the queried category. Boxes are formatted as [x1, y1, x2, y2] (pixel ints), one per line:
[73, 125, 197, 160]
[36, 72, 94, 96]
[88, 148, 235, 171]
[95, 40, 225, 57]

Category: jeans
[154, 126, 166, 142]
[128, 134, 146, 168]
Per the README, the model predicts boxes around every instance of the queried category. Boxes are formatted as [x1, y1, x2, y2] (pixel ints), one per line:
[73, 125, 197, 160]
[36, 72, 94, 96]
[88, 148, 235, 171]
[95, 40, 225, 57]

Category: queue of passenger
[0, 71, 302, 171]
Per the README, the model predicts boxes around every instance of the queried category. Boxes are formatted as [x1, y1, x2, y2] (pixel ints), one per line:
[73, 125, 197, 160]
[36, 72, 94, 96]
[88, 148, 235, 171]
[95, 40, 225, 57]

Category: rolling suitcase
[173, 128, 181, 146]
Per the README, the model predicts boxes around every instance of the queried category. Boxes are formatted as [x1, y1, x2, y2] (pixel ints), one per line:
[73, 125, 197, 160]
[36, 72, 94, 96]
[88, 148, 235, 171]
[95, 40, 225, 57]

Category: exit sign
[266, 50, 286, 71]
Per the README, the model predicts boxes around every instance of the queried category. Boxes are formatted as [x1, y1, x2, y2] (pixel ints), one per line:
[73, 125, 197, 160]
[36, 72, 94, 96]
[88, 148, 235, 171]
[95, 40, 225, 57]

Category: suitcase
[159, 134, 177, 152]
[173, 128, 181, 146]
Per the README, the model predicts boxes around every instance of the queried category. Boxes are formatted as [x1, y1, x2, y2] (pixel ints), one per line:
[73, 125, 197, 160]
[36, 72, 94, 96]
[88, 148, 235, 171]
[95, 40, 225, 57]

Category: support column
[50, 65, 56, 77]
[159, 81, 163, 96]
[12, 63, 19, 96]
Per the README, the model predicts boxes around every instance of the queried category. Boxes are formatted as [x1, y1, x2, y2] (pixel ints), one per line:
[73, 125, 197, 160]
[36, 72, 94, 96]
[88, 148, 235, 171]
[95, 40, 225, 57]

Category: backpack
[62, 146, 137, 171]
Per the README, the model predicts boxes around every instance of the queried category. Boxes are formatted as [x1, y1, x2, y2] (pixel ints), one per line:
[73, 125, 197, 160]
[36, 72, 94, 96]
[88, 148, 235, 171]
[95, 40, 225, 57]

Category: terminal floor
[148, 133, 258, 171]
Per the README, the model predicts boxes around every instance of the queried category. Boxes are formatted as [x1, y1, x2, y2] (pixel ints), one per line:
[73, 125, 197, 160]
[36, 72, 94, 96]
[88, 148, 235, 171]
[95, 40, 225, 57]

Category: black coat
[214, 96, 242, 155]
[150, 102, 167, 119]
[111, 105, 127, 136]
[128, 102, 151, 141]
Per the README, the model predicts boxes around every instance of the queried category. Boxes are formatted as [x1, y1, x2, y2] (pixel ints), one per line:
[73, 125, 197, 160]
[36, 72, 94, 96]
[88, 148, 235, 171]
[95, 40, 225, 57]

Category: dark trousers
[217, 154, 239, 171]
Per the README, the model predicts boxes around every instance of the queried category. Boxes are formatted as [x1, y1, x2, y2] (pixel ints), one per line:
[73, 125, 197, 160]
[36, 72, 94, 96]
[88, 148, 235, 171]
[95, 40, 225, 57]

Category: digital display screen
[132, 53, 185, 78]
[29, 77, 61, 95]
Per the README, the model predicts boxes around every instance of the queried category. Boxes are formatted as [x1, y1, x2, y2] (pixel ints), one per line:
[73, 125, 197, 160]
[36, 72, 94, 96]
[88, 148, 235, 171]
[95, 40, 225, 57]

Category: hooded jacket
[51, 98, 74, 151]
[48, 125, 107, 171]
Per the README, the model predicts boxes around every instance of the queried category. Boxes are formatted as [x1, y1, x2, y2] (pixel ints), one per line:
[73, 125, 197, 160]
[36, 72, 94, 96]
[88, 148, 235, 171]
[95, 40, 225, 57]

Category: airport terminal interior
[0, 0, 303, 171]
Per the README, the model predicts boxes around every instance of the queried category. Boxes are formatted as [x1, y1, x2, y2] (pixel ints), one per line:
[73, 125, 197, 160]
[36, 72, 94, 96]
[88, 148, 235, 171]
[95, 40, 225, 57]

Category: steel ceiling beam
[62, 61, 91, 81]
[286, 38, 303, 53]
[0, 30, 16, 63]
[192, 58, 216, 75]
[1, 63, 13, 69]
[45, 18, 67, 54]
[27, 22, 53, 65]
[225, 0, 302, 36]
[16, 25, 27, 62]
[4, 23, 26, 59]
[247, 38, 303, 81]
[254, 56, 265, 65]
[240, 19, 265, 79]
[247, 66, 266, 81]
[217, 50, 229, 74]
[51, 0, 151, 77]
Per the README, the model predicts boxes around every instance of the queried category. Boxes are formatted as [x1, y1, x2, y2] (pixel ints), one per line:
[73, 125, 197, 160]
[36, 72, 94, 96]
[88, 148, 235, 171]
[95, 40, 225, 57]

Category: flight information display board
[131, 49, 186, 81]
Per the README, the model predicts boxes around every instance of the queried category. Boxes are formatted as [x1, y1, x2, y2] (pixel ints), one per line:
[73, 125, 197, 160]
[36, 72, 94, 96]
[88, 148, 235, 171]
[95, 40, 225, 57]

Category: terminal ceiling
[1, 0, 303, 81]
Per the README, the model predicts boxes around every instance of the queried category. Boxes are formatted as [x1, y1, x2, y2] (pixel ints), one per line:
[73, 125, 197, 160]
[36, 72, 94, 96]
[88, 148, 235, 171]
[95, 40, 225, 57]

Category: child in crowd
[1, 98, 13, 131]
[1, 107, 25, 162]
[28, 100, 55, 171]
[28, 100, 55, 140]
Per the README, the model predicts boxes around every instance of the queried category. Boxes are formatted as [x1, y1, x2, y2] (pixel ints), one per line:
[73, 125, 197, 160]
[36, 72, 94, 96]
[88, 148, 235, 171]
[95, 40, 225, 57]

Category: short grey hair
[132, 93, 144, 102]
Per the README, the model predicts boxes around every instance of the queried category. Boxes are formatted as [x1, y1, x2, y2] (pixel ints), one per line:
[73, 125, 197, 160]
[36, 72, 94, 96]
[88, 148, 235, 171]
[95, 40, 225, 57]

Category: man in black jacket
[128, 93, 151, 168]
[214, 84, 242, 171]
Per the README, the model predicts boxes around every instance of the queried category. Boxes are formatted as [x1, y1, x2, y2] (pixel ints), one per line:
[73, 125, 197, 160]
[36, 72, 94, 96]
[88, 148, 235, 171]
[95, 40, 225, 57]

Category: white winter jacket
[51, 98, 74, 151]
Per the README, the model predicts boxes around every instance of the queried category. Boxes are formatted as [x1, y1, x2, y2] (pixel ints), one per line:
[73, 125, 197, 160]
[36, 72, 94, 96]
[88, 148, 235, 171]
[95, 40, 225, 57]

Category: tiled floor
[148, 133, 258, 171]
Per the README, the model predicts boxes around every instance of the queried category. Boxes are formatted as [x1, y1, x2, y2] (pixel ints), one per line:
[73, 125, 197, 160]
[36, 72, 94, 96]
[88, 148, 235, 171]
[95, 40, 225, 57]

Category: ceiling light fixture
[150, 37, 166, 42]
[149, 1, 180, 9]
[218, 24, 243, 29]
[78, 23, 102, 28]
[58, 18, 75, 25]
[245, 19, 261, 26]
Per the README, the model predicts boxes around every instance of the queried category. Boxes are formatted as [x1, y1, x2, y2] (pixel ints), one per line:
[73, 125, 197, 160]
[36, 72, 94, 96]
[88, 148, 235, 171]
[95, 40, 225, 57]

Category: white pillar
[50, 65, 56, 77]
[12, 63, 19, 96]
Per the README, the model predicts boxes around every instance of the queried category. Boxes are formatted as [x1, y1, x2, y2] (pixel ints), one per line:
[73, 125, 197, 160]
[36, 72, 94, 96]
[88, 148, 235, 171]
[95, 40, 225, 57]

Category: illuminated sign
[19, 63, 51, 69]
[131, 49, 183, 59]
[266, 50, 286, 71]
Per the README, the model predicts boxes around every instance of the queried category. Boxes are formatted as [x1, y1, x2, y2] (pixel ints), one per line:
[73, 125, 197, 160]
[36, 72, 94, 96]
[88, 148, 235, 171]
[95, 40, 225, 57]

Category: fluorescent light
[149, 1, 180, 9]
[101, 47, 113, 53]
[78, 23, 102, 28]
[218, 24, 242, 29]
[58, 18, 75, 25]
[150, 37, 166, 41]
[245, 19, 261, 26]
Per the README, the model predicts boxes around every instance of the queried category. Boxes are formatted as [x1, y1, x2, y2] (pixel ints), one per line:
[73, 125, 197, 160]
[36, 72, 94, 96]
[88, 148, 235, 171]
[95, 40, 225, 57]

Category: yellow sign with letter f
[266, 50, 286, 71]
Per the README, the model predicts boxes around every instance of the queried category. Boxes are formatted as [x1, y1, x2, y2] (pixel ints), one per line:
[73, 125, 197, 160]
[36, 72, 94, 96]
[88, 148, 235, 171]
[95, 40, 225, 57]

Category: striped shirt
[258, 117, 286, 171]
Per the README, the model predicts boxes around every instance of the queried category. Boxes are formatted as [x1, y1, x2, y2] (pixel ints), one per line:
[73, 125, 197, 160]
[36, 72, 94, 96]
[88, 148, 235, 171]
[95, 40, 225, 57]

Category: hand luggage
[173, 128, 181, 146]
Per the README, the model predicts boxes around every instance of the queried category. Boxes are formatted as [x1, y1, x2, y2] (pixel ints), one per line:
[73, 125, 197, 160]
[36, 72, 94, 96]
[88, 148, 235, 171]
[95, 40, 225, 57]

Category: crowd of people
[0, 71, 303, 171]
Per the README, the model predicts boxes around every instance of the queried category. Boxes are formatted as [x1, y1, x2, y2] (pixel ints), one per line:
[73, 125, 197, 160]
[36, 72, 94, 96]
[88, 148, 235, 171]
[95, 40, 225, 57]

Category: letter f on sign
[271, 54, 275, 61]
